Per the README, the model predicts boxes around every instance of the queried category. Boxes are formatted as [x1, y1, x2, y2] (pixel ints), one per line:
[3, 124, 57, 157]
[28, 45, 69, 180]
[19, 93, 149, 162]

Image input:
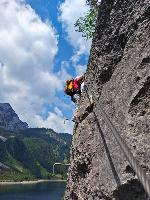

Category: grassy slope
[0, 128, 72, 181]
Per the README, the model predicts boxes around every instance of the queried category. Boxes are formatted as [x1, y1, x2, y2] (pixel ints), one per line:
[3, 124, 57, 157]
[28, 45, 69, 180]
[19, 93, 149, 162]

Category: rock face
[65, 0, 150, 199]
[0, 103, 28, 131]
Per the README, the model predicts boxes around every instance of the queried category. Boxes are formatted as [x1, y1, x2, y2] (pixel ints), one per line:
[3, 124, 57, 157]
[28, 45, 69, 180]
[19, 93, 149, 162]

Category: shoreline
[0, 179, 66, 185]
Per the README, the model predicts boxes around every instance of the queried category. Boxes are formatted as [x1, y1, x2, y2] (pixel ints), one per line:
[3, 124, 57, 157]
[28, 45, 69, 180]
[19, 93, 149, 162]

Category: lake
[0, 181, 66, 200]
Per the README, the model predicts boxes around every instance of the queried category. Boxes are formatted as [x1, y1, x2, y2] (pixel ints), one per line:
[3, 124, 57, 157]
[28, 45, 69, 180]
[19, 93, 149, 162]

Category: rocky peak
[0, 103, 28, 132]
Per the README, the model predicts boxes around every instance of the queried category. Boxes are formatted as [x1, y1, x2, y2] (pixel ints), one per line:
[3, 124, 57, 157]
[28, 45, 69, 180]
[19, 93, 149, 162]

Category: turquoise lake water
[0, 181, 66, 200]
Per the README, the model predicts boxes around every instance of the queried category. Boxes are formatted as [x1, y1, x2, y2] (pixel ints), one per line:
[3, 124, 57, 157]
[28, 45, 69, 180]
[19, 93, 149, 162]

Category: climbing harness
[85, 86, 150, 198]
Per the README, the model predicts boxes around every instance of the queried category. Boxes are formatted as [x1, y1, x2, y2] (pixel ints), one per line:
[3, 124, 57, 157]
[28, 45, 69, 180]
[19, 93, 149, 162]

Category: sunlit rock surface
[65, 0, 150, 199]
[0, 103, 28, 131]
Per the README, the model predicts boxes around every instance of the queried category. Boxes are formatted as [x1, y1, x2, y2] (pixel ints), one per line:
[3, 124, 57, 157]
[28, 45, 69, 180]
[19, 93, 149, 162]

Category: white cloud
[75, 64, 87, 75]
[54, 107, 63, 117]
[59, 0, 92, 59]
[0, 0, 72, 133]
[33, 111, 73, 133]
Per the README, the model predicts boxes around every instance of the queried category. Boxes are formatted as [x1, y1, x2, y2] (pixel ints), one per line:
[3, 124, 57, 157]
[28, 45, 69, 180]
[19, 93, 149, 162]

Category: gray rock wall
[0, 103, 28, 131]
[65, 0, 150, 199]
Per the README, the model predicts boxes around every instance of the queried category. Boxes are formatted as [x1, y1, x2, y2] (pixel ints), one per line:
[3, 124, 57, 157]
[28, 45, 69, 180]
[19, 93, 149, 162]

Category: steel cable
[85, 87, 150, 198]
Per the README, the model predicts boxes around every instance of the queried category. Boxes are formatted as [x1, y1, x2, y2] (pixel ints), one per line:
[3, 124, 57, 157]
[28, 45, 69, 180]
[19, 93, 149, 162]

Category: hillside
[0, 103, 72, 181]
[0, 127, 72, 181]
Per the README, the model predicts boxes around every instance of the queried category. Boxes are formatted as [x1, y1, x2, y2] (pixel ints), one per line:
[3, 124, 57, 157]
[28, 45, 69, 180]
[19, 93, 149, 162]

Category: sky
[0, 0, 91, 134]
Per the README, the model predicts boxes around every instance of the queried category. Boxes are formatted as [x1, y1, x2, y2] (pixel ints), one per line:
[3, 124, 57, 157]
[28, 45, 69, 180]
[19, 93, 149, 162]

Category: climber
[64, 74, 84, 103]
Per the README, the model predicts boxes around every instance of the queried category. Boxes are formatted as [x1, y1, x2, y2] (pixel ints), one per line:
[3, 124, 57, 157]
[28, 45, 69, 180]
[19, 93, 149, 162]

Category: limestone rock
[65, 0, 150, 199]
[0, 103, 28, 132]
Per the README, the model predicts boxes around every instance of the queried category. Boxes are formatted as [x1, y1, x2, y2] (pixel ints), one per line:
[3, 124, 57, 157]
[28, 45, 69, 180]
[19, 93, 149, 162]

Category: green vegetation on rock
[75, 0, 99, 39]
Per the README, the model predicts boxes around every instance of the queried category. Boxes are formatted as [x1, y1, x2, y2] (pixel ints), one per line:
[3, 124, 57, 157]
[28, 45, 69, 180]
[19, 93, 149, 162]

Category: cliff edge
[0, 103, 28, 131]
[65, 0, 150, 199]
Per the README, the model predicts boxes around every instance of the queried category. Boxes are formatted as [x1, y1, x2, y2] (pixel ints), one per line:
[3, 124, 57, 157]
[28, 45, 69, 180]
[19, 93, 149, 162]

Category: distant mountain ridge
[0, 103, 28, 132]
[0, 103, 72, 181]
[0, 127, 72, 181]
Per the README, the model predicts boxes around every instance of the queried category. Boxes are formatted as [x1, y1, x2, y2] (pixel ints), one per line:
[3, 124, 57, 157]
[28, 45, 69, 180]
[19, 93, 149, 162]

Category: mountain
[0, 103, 28, 132]
[0, 127, 72, 181]
[0, 103, 72, 181]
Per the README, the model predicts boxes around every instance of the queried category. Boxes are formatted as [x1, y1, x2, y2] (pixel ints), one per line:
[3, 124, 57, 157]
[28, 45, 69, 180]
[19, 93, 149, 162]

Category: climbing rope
[85, 86, 150, 198]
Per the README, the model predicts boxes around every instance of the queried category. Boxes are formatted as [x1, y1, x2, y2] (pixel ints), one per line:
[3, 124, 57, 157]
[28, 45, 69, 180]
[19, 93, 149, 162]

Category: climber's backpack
[64, 79, 74, 96]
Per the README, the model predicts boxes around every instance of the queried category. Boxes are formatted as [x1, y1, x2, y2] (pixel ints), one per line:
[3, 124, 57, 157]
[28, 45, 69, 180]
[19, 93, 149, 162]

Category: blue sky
[0, 0, 91, 133]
